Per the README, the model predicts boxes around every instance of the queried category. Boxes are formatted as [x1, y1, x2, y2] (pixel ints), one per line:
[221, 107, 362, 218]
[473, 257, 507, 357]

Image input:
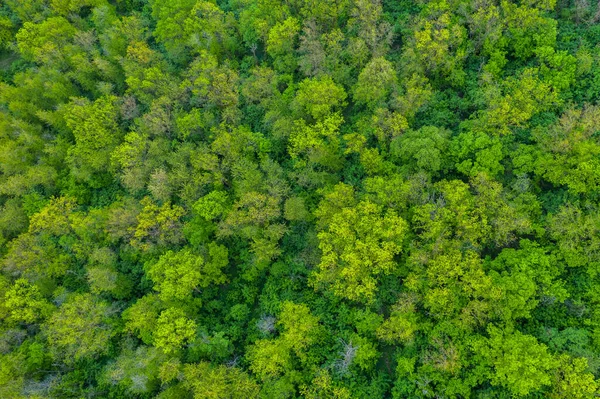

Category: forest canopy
[1, 0, 600, 397]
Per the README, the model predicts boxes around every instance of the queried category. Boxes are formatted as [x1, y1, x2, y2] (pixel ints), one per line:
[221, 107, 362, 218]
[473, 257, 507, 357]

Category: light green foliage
[0, 17, 13, 49]
[101, 346, 166, 395]
[123, 294, 162, 345]
[529, 105, 600, 193]
[183, 51, 240, 121]
[347, 0, 391, 56]
[147, 247, 227, 301]
[44, 293, 115, 362]
[537, 46, 577, 92]
[481, 68, 559, 135]
[0, 199, 27, 245]
[87, 265, 126, 297]
[412, 176, 530, 250]
[154, 307, 197, 354]
[2, 197, 77, 279]
[547, 205, 600, 273]
[288, 113, 344, 171]
[502, 1, 557, 60]
[350, 334, 379, 371]
[377, 294, 419, 344]
[411, 10, 468, 85]
[473, 327, 558, 396]
[121, 42, 178, 106]
[28, 196, 76, 236]
[0, 351, 26, 399]
[50, 0, 103, 15]
[301, 370, 352, 399]
[406, 248, 498, 327]
[488, 240, 568, 322]
[266, 17, 300, 72]
[293, 76, 347, 120]
[353, 57, 397, 108]
[183, 362, 259, 399]
[395, 73, 433, 121]
[4, 279, 52, 324]
[148, 249, 203, 301]
[247, 302, 322, 379]
[218, 190, 285, 265]
[16, 17, 77, 63]
[313, 190, 408, 303]
[370, 108, 409, 143]
[246, 337, 292, 379]
[283, 196, 310, 221]
[184, 1, 238, 58]
[278, 301, 322, 354]
[64, 96, 122, 184]
[151, 0, 195, 57]
[131, 197, 185, 251]
[550, 354, 598, 398]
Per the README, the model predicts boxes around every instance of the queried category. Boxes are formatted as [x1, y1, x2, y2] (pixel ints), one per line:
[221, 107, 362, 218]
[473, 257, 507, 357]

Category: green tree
[266, 17, 300, 73]
[247, 302, 322, 379]
[64, 96, 122, 186]
[147, 247, 227, 302]
[472, 327, 558, 397]
[313, 189, 408, 303]
[44, 293, 115, 363]
[154, 307, 197, 354]
[151, 0, 195, 59]
[293, 75, 347, 121]
[130, 197, 185, 251]
[101, 346, 166, 395]
[353, 56, 397, 109]
[183, 362, 260, 399]
[391, 126, 450, 176]
[123, 294, 163, 345]
[550, 354, 598, 399]
[3, 279, 53, 324]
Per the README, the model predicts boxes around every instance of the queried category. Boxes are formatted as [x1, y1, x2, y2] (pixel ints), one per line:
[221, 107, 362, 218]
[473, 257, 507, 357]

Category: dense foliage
[1, 0, 600, 397]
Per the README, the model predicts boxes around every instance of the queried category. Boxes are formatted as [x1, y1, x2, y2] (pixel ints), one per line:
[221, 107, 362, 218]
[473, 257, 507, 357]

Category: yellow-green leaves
[0, 17, 13, 49]
[411, 11, 468, 85]
[288, 113, 344, 171]
[525, 105, 600, 194]
[353, 57, 397, 108]
[313, 186, 408, 303]
[4, 279, 53, 324]
[247, 302, 322, 379]
[473, 326, 557, 396]
[16, 17, 77, 63]
[123, 294, 162, 345]
[147, 246, 227, 302]
[154, 307, 197, 354]
[293, 76, 347, 121]
[218, 191, 285, 266]
[131, 197, 185, 251]
[550, 355, 598, 399]
[391, 126, 450, 175]
[267, 17, 301, 72]
[502, 0, 557, 60]
[64, 96, 122, 185]
[376, 294, 419, 344]
[147, 250, 204, 302]
[183, 362, 259, 399]
[44, 293, 115, 362]
[151, 0, 195, 57]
